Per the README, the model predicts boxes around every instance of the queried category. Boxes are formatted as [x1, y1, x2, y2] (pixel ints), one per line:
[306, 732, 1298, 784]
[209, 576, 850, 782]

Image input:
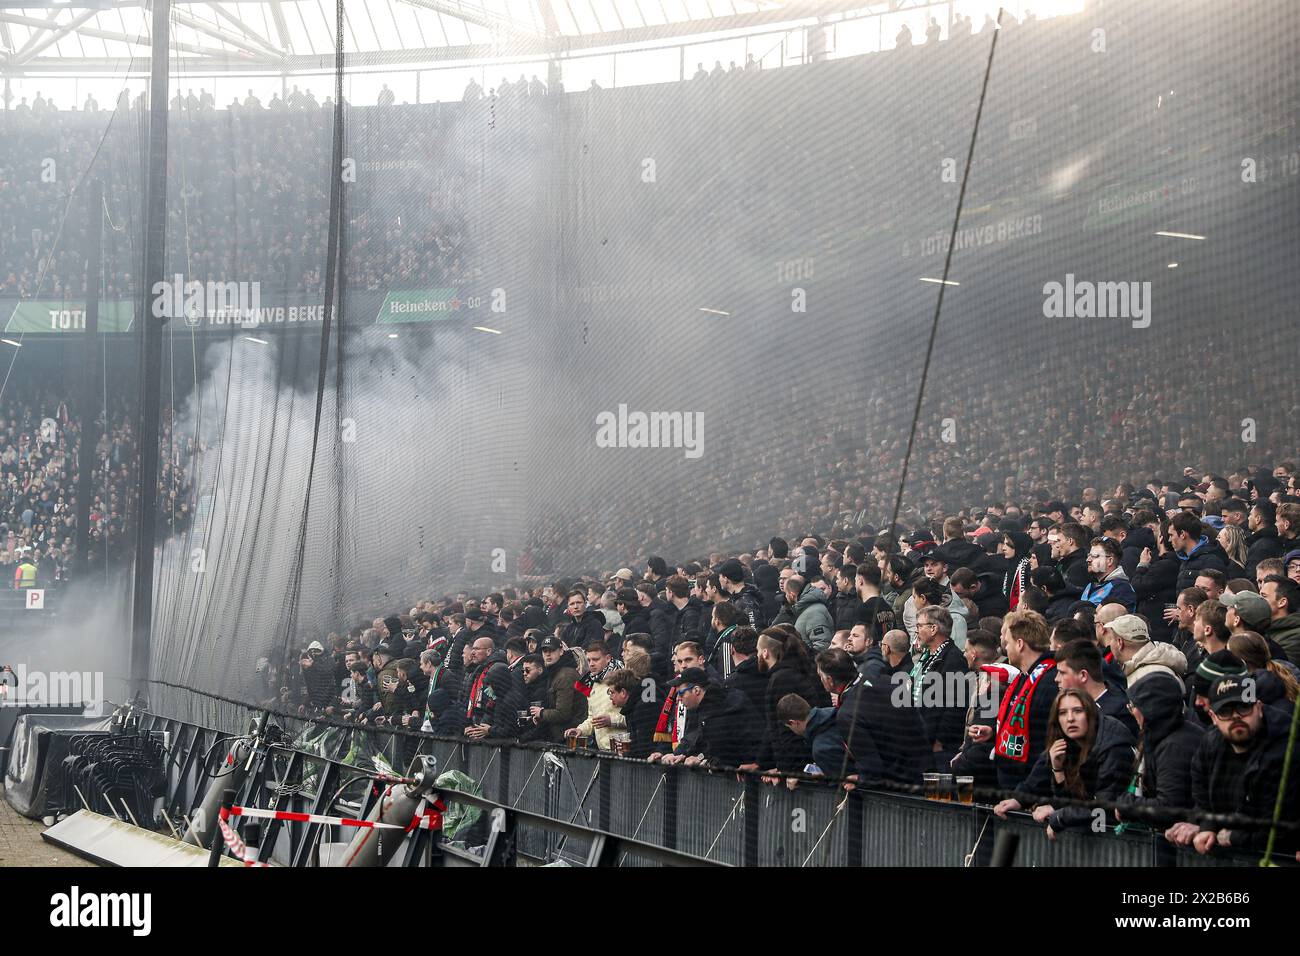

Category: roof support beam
[206, 2, 287, 57]
[13, 9, 99, 65]
[172, 6, 286, 60]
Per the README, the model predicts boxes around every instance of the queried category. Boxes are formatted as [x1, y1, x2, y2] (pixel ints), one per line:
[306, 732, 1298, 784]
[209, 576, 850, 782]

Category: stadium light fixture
[919, 277, 959, 286]
[698, 307, 730, 316]
[387, 333, 399, 338]
[472, 326, 502, 334]
[1154, 231, 1205, 240]
[242, 336, 269, 345]
[1, 339, 21, 348]
[1167, 262, 1179, 269]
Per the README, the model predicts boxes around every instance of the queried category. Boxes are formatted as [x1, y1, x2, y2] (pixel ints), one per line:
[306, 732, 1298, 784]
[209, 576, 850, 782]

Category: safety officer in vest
[13, 551, 37, 590]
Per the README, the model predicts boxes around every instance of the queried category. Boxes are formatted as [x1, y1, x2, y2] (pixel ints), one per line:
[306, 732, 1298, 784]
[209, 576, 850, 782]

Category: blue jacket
[803, 706, 848, 775]
[1081, 568, 1137, 612]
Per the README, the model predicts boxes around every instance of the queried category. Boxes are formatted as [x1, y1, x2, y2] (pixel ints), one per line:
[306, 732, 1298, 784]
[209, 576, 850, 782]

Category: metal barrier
[134, 710, 1290, 867]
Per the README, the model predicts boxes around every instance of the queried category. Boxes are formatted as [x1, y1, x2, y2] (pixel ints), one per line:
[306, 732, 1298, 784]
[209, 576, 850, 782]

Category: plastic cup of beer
[612, 733, 631, 756]
[937, 774, 955, 802]
[576, 734, 591, 751]
[922, 773, 941, 800]
[956, 776, 975, 805]
[567, 733, 579, 751]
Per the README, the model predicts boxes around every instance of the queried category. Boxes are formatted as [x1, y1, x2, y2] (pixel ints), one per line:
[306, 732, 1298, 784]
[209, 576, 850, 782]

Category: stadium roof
[0, 0, 908, 70]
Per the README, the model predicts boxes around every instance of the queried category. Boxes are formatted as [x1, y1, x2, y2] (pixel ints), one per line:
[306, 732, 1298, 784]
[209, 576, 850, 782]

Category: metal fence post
[662, 770, 678, 851]
[742, 776, 760, 866]
[598, 756, 612, 833]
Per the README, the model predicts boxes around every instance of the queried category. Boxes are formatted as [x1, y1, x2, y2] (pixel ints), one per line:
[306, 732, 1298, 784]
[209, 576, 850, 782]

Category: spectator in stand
[609, 668, 661, 758]
[1260, 576, 1300, 660]
[463, 635, 514, 740]
[1048, 522, 1092, 601]
[719, 557, 767, 631]
[566, 640, 626, 751]
[911, 604, 969, 771]
[1081, 537, 1137, 612]
[1228, 631, 1300, 702]
[994, 688, 1136, 837]
[990, 609, 1059, 790]
[830, 645, 927, 786]
[523, 635, 585, 742]
[1245, 501, 1285, 580]
[1117, 673, 1203, 827]
[911, 577, 968, 649]
[783, 574, 834, 654]
[1170, 512, 1229, 591]
[1167, 675, 1300, 857]
[1057, 638, 1136, 736]
[778, 692, 846, 777]
[745, 628, 828, 774]
[561, 589, 606, 650]
[662, 667, 759, 768]
[1105, 614, 1188, 692]
[724, 625, 768, 715]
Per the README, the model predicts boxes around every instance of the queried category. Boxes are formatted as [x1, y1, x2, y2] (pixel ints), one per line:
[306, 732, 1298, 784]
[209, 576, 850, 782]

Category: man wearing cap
[902, 553, 965, 645]
[609, 567, 636, 591]
[718, 558, 769, 631]
[660, 667, 759, 769]
[1105, 614, 1187, 692]
[1164, 675, 1300, 856]
[368, 644, 404, 725]
[560, 589, 606, 650]
[524, 636, 586, 742]
[1118, 674, 1202, 824]
[1222, 591, 1272, 639]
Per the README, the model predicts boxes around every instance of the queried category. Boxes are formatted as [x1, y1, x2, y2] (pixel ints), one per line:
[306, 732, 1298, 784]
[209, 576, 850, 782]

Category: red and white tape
[227, 801, 444, 833]
[217, 807, 270, 867]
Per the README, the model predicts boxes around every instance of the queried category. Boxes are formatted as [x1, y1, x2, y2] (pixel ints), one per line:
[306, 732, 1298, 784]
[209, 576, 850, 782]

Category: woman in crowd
[993, 688, 1136, 837]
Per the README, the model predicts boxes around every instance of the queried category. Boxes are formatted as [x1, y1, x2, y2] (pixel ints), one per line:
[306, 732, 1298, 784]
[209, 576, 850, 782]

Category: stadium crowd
[265, 459, 1300, 857]
[0, 382, 194, 587]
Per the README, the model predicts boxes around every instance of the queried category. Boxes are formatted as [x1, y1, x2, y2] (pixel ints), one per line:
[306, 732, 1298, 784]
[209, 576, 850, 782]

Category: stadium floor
[0, 787, 94, 867]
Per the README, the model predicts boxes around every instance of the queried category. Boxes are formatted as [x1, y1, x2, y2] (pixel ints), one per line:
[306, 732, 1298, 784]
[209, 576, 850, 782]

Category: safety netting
[0, 0, 1295, 724]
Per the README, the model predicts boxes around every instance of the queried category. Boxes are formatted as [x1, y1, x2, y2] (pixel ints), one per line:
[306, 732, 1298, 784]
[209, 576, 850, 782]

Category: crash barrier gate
[137, 711, 1291, 867]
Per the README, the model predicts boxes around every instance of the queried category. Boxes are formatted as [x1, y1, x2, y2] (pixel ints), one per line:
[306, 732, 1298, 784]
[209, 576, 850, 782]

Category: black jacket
[835, 674, 928, 785]
[728, 583, 770, 631]
[686, 687, 761, 768]
[561, 609, 607, 651]
[971, 573, 1010, 619]
[1244, 526, 1285, 581]
[619, 687, 665, 759]
[1017, 715, 1136, 830]
[465, 650, 516, 740]
[1120, 526, 1158, 579]
[831, 591, 863, 632]
[302, 656, 339, 710]
[1191, 704, 1300, 853]
[724, 655, 769, 717]
[938, 539, 989, 573]
[1174, 537, 1229, 593]
[1057, 549, 1091, 600]
[757, 657, 829, 772]
[646, 598, 676, 674]
[1130, 553, 1180, 641]
[912, 641, 970, 753]
[1119, 676, 1204, 826]
[672, 597, 706, 649]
